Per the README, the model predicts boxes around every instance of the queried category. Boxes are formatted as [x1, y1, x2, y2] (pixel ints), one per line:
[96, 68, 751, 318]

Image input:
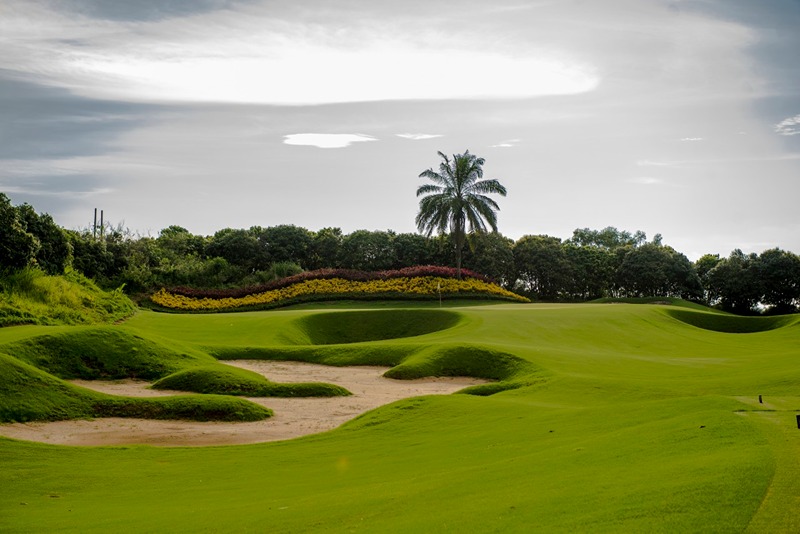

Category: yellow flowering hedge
[151, 276, 529, 311]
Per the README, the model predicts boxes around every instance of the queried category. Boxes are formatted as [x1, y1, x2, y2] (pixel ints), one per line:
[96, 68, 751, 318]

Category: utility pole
[92, 208, 106, 241]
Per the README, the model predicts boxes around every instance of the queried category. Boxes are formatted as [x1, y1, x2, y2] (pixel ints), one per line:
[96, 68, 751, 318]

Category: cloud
[629, 176, 663, 185]
[775, 114, 800, 136]
[0, 1, 600, 105]
[53, 0, 241, 22]
[396, 133, 443, 140]
[283, 133, 378, 149]
[0, 73, 153, 159]
[680, 137, 704, 141]
[0, 167, 112, 198]
[490, 139, 521, 148]
[636, 159, 677, 167]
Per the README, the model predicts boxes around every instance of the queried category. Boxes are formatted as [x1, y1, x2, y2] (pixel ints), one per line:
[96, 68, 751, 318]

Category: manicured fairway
[1, 302, 799, 532]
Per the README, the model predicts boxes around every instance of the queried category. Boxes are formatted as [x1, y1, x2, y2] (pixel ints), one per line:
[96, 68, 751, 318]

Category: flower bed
[151, 272, 529, 312]
[165, 266, 493, 300]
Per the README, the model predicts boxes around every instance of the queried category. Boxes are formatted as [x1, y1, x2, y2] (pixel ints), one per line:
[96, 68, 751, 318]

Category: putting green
[1, 302, 799, 532]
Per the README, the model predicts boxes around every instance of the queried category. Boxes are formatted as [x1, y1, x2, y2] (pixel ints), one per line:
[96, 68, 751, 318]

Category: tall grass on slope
[0, 268, 135, 326]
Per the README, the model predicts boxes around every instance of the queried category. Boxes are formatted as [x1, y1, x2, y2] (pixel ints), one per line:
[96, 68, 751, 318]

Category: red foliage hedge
[166, 265, 492, 300]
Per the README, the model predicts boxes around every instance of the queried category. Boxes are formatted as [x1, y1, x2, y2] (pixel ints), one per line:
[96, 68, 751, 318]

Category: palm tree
[416, 150, 507, 278]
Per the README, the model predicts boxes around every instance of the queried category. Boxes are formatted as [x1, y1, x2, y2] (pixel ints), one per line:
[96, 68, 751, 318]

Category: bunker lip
[0, 360, 489, 447]
[664, 309, 797, 333]
[292, 309, 463, 345]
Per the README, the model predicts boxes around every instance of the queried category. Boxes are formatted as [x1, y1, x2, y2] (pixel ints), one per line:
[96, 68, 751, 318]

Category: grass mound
[92, 395, 271, 422]
[209, 344, 419, 368]
[0, 268, 135, 326]
[0, 352, 270, 423]
[294, 309, 463, 345]
[665, 309, 798, 333]
[592, 296, 711, 310]
[152, 365, 351, 397]
[2, 326, 212, 380]
[0, 326, 347, 422]
[0, 352, 99, 422]
[211, 341, 539, 397]
[383, 343, 544, 394]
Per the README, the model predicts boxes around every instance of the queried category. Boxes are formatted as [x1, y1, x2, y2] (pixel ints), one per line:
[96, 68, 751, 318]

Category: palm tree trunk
[454, 225, 465, 279]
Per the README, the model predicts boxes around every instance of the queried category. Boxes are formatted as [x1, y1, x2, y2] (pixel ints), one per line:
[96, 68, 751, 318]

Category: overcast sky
[1, 0, 799, 259]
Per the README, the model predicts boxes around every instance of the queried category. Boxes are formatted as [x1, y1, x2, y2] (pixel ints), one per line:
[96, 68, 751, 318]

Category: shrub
[165, 266, 493, 300]
[152, 275, 529, 312]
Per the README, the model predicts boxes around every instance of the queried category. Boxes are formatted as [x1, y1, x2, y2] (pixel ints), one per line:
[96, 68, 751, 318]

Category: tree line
[1, 193, 799, 314]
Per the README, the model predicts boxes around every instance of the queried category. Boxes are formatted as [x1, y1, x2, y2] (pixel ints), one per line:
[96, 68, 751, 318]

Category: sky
[1, 0, 799, 260]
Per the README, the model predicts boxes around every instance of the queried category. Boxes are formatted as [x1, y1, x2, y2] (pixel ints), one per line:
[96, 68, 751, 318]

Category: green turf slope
[1, 302, 799, 532]
[198, 309, 543, 394]
[0, 268, 135, 326]
[0, 352, 270, 423]
[0, 326, 351, 412]
[0, 327, 273, 422]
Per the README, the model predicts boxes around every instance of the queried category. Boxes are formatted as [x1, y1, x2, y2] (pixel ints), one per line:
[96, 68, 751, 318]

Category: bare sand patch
[0, 361, 488, 447]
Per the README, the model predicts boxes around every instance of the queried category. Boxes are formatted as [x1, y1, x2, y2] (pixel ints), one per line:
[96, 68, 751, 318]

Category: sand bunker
[0, 361, 487, 447]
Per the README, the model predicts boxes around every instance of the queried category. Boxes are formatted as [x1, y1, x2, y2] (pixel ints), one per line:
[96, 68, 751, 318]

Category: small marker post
[759, 395, 763, 404]
[796, 415, 800, 429]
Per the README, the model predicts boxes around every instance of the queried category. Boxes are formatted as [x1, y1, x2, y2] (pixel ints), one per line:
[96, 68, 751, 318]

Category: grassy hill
[0, 268, 135, 326]
[1, 301, 799, 532]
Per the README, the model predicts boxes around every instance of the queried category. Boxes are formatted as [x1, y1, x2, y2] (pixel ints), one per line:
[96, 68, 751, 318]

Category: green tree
[758, 248, 800, 313]
[307, 227, 343, 270]
[339, 230, 397, 271]
[392, 232, 435, 269]
[0, 193, 39, 271]
[68, 229, 129, 285]
[428, 234, 456, 267]
[117, 236, 160, 292]
[513, 235, 572, 300]
[616, 244, 701, 299]
[694, 254, 722, 304]
[157, 226, 205, 260]
[567, 226, 647, 250]
[416, 150, 507, 278]
[462, 232, 516, 287]
[562, 243, 615, 300]
[706, 250, 763, 314]
[251, 225, 313, 268]
[16, 204, 71, 275]
[205, 228, 262, 273]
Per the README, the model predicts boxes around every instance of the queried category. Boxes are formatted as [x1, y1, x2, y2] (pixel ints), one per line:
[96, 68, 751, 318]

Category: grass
[152, 365, 350, 397]
[0, 268, 135, 326]
[2, 326, 212, 380]
[1, 299, 800, 531]
[665, 308, 797, 333]
[294, 309, 462, 345]
[0, 352, 270, 423]
[590, 296, 713, 310]
[0, 326, 353, 408]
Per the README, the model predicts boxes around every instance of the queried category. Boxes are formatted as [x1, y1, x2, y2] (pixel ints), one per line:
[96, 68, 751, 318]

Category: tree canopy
[416, 150, 507, 277]
[1, 194, 798, 315]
